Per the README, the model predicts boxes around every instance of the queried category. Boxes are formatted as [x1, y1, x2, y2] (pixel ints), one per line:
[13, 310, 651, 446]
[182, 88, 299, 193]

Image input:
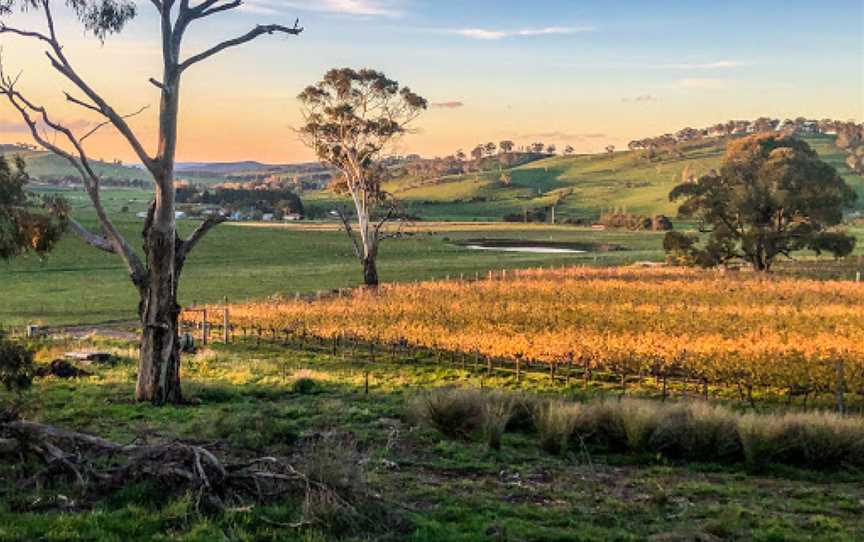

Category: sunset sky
[0, 0, 861, 164]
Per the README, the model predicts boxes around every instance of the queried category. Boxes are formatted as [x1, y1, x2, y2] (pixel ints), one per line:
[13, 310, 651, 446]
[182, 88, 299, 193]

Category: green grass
[0, 194, 667, 326]
[1, 149, 149, 182]
[373, 135, 864, 222]
[1, 339, 862, 541]
[4, 134, 862, 328]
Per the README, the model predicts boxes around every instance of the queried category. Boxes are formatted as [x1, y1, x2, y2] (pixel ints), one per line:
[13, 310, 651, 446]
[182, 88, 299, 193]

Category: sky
[0, 0, 861, 164]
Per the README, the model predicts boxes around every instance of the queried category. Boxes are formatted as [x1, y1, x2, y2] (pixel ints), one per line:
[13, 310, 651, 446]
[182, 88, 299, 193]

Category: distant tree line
[176, 180, 304, 218]
[34, 175, 151, 189]
[628, 117, 863, 155]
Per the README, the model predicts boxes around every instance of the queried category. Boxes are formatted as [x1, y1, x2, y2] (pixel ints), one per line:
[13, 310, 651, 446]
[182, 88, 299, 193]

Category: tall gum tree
[664, 133, 857, 271]
[297, 68, 427, 287]
[0, 0, 302, 404]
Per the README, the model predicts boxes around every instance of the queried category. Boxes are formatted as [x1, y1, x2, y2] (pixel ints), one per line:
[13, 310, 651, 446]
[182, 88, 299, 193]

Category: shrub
[413, 388, 486, 439]
[291, 370, 322, 395]
[506, 394, 543, 433]
[740, 412, 864, 471]
[482, 392, 516, 451]
[0, 335, 34, 395]
[618, 399, 661, 453]
[572, 400, 629, 452]
[535, 401, 581, 455]
[649, 402, 742, 463]
[300, 433, 372, 535]
[292, 377, 319, 395]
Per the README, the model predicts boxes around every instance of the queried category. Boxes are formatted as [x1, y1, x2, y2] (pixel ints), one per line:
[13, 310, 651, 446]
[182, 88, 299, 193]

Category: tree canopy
[0, 0, 136, 40]
[0, 156, 66, 260]
[664, 133, 857, 271]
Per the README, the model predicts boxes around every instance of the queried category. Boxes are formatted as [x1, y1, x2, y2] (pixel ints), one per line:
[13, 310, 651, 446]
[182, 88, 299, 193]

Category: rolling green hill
[0, 146, 149, 182]
[366, 134, 864, 222]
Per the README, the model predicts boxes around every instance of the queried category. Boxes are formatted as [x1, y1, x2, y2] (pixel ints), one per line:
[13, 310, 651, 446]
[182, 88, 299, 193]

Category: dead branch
[179, 21, 303, 73]
[0, 420, 360, 522]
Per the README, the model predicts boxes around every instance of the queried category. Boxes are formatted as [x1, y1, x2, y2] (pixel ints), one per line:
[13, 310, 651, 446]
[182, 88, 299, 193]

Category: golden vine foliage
[186, 267, 864, 394]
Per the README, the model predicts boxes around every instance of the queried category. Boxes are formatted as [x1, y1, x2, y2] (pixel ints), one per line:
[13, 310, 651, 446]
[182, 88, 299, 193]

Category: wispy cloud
[658, 60, 745, 69]
[431, 101, 464, 109]
[448, 26, 593, 40]
[622, 94, 658, 103]
[243, 0, 404, 17]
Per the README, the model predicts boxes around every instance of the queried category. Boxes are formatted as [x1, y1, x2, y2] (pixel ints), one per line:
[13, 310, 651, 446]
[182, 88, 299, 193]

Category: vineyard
[184, 266, 864, 407]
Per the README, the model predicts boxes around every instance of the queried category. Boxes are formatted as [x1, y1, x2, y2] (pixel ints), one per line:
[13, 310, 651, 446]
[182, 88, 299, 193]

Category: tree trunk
[362, 256, 379, 288]
[136, 177, 182, 405]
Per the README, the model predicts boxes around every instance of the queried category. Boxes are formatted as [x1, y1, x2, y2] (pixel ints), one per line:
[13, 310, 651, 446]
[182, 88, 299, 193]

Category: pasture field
[369, 135, 864, 222]
[194, 266, 864, 410]
[0, 197, 668, 327]
[2, 337, 863, 541]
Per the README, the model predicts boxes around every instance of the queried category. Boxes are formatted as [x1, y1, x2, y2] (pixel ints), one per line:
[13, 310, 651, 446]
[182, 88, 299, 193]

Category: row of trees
[462, 141, 575, 160]
[628, 117, 862, 151]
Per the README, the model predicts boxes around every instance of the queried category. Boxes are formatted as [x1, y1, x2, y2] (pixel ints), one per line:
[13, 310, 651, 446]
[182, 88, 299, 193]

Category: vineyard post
[835, 359, 846, 413]
[661, 373, 668, 402]
[202, 309, 209, 346]
[223, 301, 230, 344]
[550, 361, 556, 384]
[516, 357, 521, 383]
[486, 355, 492, 375]
[566, 353, 573, 387]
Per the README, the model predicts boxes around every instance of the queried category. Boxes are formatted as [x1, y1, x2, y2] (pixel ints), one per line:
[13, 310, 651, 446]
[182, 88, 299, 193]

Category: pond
[463, 245, 586, 254]
[452, 238, 618, 255]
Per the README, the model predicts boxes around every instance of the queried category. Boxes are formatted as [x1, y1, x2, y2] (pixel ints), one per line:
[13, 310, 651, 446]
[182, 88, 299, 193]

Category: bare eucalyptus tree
[297, 68, 426, 287]
[0, 0, 302, 404]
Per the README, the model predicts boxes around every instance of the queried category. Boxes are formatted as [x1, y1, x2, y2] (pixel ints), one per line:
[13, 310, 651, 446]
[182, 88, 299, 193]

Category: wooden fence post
[202, 308, 208, 346]
[223, 297, 229, 344]
[836, 359, 846, 414]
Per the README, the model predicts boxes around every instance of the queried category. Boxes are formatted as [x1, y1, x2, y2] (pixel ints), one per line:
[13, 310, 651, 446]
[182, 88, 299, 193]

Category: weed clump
[739, 411, 864, 471]
[649, 402, 742, 463]
[292, 370, 322, 395]
[535, 401, 581, 455]
[412, 388, 486, 439]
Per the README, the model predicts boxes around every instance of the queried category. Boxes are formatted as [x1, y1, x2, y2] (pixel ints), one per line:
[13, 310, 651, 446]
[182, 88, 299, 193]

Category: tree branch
[66, 218, 118, 254]
[335, 206, 363, 260]
[11, 0, 158, 173]
[179, 22, 303, 73]
[177, 215, 227, 263]
[0, 61, 146, 288]
[80, 105, 150, 142]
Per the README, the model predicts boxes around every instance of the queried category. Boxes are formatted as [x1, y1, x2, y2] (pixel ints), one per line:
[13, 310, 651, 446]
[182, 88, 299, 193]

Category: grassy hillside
[366, 135, 864, 222]
[0, 147, 149, 182]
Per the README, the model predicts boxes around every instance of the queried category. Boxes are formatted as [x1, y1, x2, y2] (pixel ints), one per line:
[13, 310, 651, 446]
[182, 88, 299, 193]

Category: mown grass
[1, 338, 862, 541]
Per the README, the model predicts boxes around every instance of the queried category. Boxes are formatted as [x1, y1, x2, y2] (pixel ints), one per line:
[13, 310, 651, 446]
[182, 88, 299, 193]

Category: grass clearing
[2, 338, 863, 541]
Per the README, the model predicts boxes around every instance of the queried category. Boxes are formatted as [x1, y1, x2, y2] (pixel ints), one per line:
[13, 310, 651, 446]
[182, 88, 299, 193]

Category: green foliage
[0, 334, 33, 395]
[0, 0, 137, 41]
[667, 134, 857, 271]
[292, 376, 319, 395]
[0, 156, 66, 260]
